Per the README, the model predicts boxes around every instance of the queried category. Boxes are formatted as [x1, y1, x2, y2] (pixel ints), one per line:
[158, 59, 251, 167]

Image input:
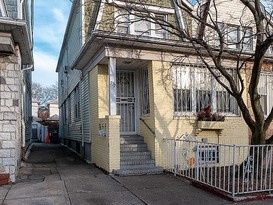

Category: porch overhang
[71, 31, 195, 70]
[0, 18, 33, 65]
[72, 31, 273, 71]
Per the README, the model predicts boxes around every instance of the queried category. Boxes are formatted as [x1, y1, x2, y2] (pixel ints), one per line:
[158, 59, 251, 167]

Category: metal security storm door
[116, 71, 136, 134]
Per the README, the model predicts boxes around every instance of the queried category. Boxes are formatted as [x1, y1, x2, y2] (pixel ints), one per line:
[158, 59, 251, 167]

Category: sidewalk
[0, 143, 273, 205]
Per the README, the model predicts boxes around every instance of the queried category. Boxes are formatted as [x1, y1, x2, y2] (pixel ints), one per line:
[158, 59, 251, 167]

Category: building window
[242, 26, 253, 50]
[74, 86, 81, 120]
[115, 9, 168, 39]
[140, 68, 150, 116]
[197, 145, 219, 164]
[134, 12, 151, 36]
[258, 73, 273, 116]
[116, 9, 129, 34]
[226, 25, 239, 49]
[217, 23, 253, 51]
[172, 65, 238, 115]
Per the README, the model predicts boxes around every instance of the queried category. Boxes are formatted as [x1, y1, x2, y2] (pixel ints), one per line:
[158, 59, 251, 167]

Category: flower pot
[0, 173, 10, 185]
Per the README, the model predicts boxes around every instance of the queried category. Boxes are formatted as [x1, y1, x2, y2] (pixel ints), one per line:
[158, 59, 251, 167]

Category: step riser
[121, 137, 144, 140]
[121, 151, 151, 156]
[121, 164, 156, 170]
[121, 148, 148, 152]
[121, 155, 151, 160]
[121, 144, 147, 148]
[117, 135, 163, 176]
[121, 140, 144, 144]
[113, 168, 163, 176]
[120, 160, 155, 165]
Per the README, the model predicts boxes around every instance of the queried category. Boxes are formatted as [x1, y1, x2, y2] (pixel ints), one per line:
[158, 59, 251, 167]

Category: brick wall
[148, 60, 249, 167]
[90, 65, 120, 172]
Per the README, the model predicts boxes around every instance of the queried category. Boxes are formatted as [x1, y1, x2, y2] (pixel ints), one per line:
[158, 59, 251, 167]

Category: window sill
[197, 121, 225, 135]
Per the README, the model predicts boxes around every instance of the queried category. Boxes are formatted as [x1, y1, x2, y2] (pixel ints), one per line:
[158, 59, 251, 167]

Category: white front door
[116, 71, 136, 134]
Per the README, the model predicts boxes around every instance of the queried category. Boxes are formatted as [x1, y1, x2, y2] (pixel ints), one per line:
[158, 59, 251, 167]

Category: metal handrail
[140, 118, 155, 137]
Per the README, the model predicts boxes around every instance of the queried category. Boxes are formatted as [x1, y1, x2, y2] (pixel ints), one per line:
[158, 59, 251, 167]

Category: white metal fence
[163, 134, 273, 197]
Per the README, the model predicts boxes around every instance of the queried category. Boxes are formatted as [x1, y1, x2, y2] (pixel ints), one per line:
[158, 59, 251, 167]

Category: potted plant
[197, 104, 225, 121]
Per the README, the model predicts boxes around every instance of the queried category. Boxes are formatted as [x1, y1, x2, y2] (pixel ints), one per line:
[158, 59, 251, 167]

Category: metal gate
[116, 71, 136, 134]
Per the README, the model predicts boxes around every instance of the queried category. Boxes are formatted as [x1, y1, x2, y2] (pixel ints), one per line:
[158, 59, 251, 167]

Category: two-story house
[0, 0, 34, 182]
[56, 0, 273, 175]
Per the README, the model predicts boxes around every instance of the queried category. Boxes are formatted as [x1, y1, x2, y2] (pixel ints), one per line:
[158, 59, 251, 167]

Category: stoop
[113, 135, 163, 176]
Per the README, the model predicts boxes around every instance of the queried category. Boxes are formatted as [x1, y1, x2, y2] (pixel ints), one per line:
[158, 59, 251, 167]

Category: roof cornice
[0, 17, 33, 65]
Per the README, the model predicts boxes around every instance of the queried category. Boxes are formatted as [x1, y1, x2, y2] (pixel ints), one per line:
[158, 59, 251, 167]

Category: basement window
[197, 145, 219, 164]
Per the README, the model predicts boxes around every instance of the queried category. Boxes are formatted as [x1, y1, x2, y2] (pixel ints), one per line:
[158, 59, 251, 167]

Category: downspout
[20, 66, 33, 150]
[172, 0, 187, 31]
[21, 80, 26, 149]
[31, 0, 34, 50]
[80, 74, 85, 155]
[19, 0, 24, 19]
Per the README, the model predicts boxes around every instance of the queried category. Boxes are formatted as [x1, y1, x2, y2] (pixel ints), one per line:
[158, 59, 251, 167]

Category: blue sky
[32, 0, 72, 86]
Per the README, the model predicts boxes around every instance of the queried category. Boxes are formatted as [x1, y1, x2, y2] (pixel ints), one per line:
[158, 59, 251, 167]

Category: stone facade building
[0, 0, 33, 182]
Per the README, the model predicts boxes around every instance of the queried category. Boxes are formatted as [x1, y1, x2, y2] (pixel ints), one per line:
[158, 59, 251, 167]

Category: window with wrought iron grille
[258, 73, 273, 116]
[115, 9, 168, 39]
[197, 145, 219, 164]
[172, 65, 238, 115]
[140, 68, 150, 116]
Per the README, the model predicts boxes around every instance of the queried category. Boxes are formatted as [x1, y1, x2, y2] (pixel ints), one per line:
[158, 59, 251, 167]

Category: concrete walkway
[1, 143, 273, 205]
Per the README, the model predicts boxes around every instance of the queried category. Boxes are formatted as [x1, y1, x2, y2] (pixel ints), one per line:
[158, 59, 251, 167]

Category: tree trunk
[251, 126, 266, 145]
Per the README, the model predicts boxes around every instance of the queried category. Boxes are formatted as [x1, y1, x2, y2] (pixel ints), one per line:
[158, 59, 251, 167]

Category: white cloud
[33, 0, 71, 86]
[34, 1, 70, 51]
[33, 50, 58, 86]
[52, 8, 67, 23]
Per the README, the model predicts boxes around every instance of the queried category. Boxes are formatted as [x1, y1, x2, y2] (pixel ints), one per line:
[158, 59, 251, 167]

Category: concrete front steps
[113, 135, 163, 176]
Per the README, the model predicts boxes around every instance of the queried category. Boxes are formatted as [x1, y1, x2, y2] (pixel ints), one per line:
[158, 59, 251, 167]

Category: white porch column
[108, 57, 117, 115]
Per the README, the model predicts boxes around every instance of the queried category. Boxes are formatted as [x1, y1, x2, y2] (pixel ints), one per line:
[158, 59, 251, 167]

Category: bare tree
[32, 82, 58, 105]
[103, 0, 273, 145]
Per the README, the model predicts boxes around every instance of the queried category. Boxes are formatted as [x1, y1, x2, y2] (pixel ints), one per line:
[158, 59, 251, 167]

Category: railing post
[232, 144, 236, 197]
[196, 142, 199, 181]
[174, 138, 177, 176]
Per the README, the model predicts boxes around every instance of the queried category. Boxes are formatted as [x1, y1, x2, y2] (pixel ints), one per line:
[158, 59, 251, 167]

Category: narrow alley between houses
[0, 143, 272, 205]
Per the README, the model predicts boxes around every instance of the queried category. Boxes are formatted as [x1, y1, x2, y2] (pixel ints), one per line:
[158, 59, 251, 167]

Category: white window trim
[172, 65, 239, 116]
[216, 23, 253, 51]
[108, 0, 175, 14]
[258, 72, 273, 117]
[226, 24, 253, 50]
[115, 8, 169, 39]
[0, 0, 7, 17]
